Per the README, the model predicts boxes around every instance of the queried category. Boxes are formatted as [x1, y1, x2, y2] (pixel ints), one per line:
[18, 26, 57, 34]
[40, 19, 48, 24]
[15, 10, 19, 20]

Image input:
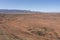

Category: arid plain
[0, 13, 60, 40]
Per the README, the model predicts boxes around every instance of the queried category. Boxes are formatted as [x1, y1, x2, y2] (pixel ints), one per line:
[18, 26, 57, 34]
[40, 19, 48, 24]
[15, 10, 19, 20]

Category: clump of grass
[19, 24, 60, 40]
[27, 26, 48, 36]
[36, 30, 46, 36]
[7, 34, 23, 40]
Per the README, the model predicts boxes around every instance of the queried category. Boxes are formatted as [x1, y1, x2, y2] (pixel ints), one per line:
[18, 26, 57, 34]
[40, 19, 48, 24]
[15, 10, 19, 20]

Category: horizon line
[0, 9, 60, 13]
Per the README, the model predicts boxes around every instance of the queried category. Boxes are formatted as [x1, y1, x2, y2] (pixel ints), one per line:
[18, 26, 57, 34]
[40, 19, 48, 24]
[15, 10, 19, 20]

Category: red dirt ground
[0, 14, 60, 40]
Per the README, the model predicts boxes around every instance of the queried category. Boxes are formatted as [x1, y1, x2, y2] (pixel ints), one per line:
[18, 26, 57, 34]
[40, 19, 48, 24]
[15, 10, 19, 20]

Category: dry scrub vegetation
[0, 14, 60, 40]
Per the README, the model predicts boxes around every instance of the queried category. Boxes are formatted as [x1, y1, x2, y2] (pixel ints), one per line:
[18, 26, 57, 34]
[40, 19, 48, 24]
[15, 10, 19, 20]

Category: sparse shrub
[36, 30, 46, 36]
[7, 34, 23, 40]
[27, 26, 47, 36]
[27, 25, 60, 40]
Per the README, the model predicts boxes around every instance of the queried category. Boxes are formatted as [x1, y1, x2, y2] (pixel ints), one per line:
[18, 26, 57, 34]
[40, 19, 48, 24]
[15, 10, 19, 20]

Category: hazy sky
[0, 0, 60, 12]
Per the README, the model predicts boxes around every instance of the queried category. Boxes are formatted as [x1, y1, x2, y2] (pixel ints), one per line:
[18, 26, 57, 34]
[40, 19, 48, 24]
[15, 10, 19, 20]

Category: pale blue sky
[0, 0, 60, 12]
